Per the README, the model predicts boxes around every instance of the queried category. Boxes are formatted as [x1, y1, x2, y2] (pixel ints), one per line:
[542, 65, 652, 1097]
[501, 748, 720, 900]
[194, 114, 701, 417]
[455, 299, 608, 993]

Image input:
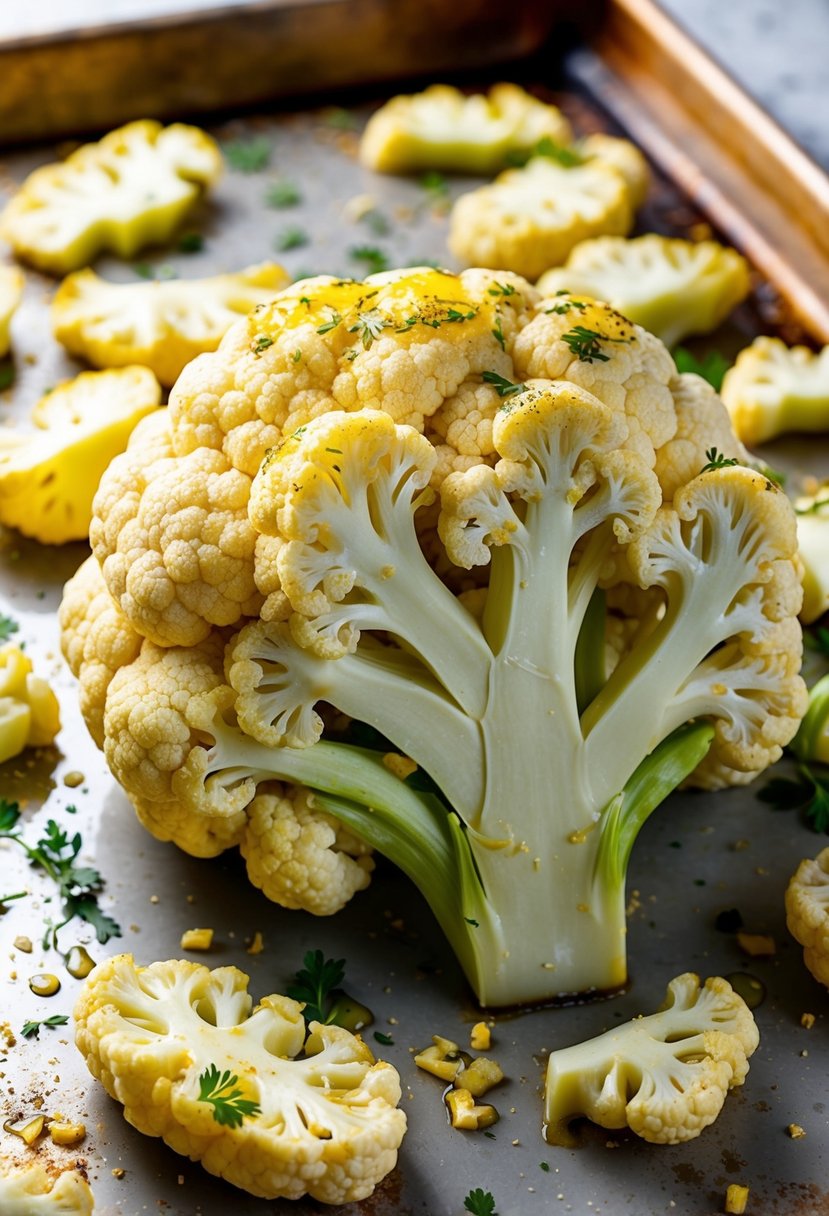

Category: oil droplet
[29, 972, 61, 997]
[4, 1114, 46, 1145]
[725, 971, 766, 1009]
[63, 771, 85, 788]
[65, 946, 95, 979]
[327, 993, 374, 1032]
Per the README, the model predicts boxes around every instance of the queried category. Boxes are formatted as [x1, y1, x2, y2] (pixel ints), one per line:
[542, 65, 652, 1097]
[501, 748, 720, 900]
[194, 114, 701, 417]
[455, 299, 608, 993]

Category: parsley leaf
[464, 1189, 498, 1216]
[349, 245, 389, 276]
[673, 346, 730, 391]
[487, 282, 516, 298]
[561, 325, 627, 363]
[287, 949, 346, 1023]
[252, 335, 274, 355]
[758, 763, 829, 833]
[264, 180, 302, 208]
[482, 371, 526, 399]
[0, 612, 19, 641]
[223, 135, 271, 173]
[700, 446, 740, 474]
[21, 1014, 69, 1039]
[492, 315, 505, 349]
[197, 1064, 261, 1127]
[275, 226, 309, 252]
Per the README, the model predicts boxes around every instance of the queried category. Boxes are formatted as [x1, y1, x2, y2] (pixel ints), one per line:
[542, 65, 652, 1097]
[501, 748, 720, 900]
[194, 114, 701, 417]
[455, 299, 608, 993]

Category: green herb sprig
[21, 1014, 69, 1040]
[197, 1064, 261, 1128]
[265, 180, 302, 209]
[224, 136, 271, 173]
[287, 949, 346, 1024]
[482, 371, 527, 399]
[349, 246, 390, 276]
[464, 1189, 498, 1216]
[561, 325, 627, 363]
[349, 309, 387, 349]
[700, 447, 740, 474]
[673, 347, 730, 391]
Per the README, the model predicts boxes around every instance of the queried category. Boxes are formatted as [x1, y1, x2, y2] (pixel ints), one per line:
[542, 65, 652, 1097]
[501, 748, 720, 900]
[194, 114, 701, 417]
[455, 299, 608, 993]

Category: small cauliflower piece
[74, 954, 406, 1203]
[0, 120, 221, 275]
[0, 643, 61, 762]
[793, 482, 829, 624]
[0, 1163, 94, 1215]
[0, 366, 161, 544]
[544, 973, 759, 1145]
[537, 235, 750, 347]
[52, 262, 289, 387]
[360, 82, 572, 175]
[449, 157, 635, 280]
[577, 133, 650, 210]
[721, 336, 829, 445]
[0, 264, 24, 358]
[785, 847, 829, 988]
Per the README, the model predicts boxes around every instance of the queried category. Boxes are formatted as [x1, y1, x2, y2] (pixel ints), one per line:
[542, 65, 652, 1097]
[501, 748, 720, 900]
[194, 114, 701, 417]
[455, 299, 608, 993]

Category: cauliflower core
[74, 954, 406, 1203]
[544, 973, 759, 1144]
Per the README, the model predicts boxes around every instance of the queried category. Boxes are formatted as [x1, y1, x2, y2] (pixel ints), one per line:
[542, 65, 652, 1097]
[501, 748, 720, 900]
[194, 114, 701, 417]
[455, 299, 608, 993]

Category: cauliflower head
[0, 366, 161, 544]
[52, 262, 289, 387]
[537, 235, 750, 347]
[0, 1163, 94, 1215]
[74, 954, 406, 1203]
[0, 120, 221, 275]
[721, 336, 829, 445]
[544, 973, 759, 1144]
[359, 82, 572, 174]
[0, 263, 24, 358]
[786, 847, 829, 988]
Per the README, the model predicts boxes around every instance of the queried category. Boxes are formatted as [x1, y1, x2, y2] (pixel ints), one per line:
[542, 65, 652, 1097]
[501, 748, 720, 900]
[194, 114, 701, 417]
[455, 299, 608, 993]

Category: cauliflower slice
[52, 262, 289, 387]
[359, 82, 572, 174]
[537, 235, 750, 347]
[0, 1163, 94, 1215]
[544, 973, 759, 1145]
[577, 133, 650, 209]
[721, 336, 829, 444]
[75, 954, 406, 1203]
[0, 366, 161, 544]
[0, 120, 221, 275]
[786, 847, 829, 988]
[0, 643, 61, 761]
[449, 157, 635, 280]
[0, 264, 24, 358]
[795, 481, 829, 623]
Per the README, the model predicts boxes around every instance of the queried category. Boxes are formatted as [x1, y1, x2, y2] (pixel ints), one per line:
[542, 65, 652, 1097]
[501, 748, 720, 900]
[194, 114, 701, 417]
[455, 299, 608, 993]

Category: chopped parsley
[21, 1015, 69, 1039]
[419, 170, 450, 209]
[292, 348, 302, 363]
[198, 1064, 261, 1127]
[362, 209, 391, 237]
[759, 763, 829, 833]
[0, 800, 121, 949]
[349, 245, 390, 276]
[316, 311, 342, 336]
[561, 325, 628, 363]
[673, 346, 730, 391]
[133, 262, 177, 281]
[275, 226, 309, 252]
[700, 446, 740, 474]
[0, 612, 19, 641]
[373, 1030, 394, 1046]
[492, 315, 505, 350]
[464, 916, 480, 928]
[287, 949, 346, 1023]
[252, 335, 274, 355]
[177, 232, 204, 253]
[264, 179, 302, 208]
[223, 135, 271, 173]
[483, 371, 527, 398]
[545, 298, 588, 316]
[464, 1189, 497, 1216]
[487, 282, 516, 298]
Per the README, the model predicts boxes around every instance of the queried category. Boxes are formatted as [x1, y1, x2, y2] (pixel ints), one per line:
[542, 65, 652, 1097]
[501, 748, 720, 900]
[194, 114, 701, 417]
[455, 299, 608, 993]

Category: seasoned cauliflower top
[75, 954, 406, 1203]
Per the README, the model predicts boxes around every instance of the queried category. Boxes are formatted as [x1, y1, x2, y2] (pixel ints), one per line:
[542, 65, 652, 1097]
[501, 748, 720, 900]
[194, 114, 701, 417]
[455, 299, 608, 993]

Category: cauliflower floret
[0, 120, 221, 274]
[786, 847, 829, 987]
[0, 366, 161, 545]
[721, 336, 829, 444]
[52, 262, 289, 387]
[359, 82, 572, 174]
[0, 643, 61, 763]
[544, 973, 759, 1144]
[449, 157, 635, 280]
[654, 373, 750, 501]
[537, 235, 750, 348]
[91, 411, 263, 647]
[0, 264, 24, 358]
[241, 785, 374, 915]
[59, 555, 143, 748]
[0, 1163, 94, 1215]
[74, 954, 406, 1203]
[577, 133, 650, 209]
[795, 481, 829, 624]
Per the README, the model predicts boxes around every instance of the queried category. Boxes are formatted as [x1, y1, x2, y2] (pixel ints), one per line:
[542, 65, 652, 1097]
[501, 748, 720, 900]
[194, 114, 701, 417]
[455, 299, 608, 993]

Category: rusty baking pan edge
[575, 0, 829, 343]
[0, 0, 562, 147]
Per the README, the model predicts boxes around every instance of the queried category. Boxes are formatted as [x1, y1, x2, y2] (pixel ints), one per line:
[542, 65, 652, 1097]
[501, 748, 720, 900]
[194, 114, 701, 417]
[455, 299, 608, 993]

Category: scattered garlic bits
[416, 1032, 504, 1132]
[470, 1021, 491, 1051]
[0, 644, 61, 763]
[445, 1087, 499, 1131]
[537, 235, 750, 348]
[721, 336, 829, 445]
[544, 973, 759, 1145]
[74, 954, 406, 1203]
[180, 927, 214, 951]
[0, 365, 161, 544]
[52, 262, 290, 387]
[360, 83, 572, 175]
[0, 264, 24, 358]
[793, 480, 829, 624]
[0, 1162, 94, 1215]
[725, 1183, 750, 1215]
[785, 847, 829, 988]
[49, 1118, 87, 1146]
[0, 120, 222, 275]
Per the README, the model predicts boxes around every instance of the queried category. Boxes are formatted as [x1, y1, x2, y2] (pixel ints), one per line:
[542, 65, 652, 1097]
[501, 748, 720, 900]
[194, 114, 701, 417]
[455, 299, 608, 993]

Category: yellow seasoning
[29, 972, 61, 996]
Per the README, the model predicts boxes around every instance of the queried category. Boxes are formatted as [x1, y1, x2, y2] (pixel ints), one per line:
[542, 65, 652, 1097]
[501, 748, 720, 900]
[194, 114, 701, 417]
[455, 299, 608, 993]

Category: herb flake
[275, 227, 309, 253]
[700, 447, 740, 474]
[673, 346, 730, 391]
[265, 180, 302, 209]
[224, 135, 271, 173]
[349, 245, 389, 276]
[561, 325, 627, 363]
[0, 613, 19, 641]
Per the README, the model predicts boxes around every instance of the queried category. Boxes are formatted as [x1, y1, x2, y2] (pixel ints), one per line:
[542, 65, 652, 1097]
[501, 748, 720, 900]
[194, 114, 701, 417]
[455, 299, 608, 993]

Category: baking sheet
[1, 87, 828, 1216]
